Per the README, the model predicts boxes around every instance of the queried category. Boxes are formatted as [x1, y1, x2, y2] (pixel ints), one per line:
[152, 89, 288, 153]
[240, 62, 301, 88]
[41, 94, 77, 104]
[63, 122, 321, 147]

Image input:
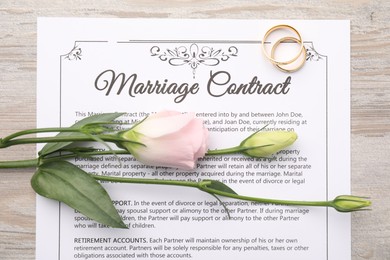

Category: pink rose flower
[120, 111, 209, 170]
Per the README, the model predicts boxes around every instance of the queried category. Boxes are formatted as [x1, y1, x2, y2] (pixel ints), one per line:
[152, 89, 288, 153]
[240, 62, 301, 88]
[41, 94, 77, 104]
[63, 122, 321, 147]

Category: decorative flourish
[150, 43, 238, 78]
[304, 42, 324, 61]
[63, 44, 82, 60]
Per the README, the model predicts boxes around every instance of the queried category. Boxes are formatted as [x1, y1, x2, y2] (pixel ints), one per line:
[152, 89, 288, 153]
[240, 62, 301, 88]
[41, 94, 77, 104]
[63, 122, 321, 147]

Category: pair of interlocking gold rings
[262, 24, 306, 73]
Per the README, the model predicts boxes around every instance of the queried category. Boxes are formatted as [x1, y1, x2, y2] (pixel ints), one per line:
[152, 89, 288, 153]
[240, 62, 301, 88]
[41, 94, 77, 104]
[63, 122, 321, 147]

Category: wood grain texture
[0, 0, 389, 259]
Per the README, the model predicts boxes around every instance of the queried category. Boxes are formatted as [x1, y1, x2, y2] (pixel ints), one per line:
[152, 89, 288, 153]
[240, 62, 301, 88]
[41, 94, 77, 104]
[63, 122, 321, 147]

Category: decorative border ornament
[304, 42, 324, 61]
[150, 43, 238, 78]
[63, 43, 82, 61]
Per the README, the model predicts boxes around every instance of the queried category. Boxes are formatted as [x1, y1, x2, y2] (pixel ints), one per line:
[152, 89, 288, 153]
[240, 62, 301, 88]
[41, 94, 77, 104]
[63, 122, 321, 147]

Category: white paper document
[37, 18, 350, 260]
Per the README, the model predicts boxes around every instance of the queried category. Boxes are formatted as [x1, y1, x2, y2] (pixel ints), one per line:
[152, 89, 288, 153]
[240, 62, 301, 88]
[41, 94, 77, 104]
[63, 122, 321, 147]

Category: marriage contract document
[36, 18, 350, 260]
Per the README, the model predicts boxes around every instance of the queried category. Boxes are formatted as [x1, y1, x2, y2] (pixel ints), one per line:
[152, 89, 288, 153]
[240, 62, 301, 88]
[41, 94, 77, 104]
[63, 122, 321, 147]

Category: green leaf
[199, 180, 237, 220]
[39, 113, 124, 156]
[31, 160, 127, 228]
[201, 180, 237, 195]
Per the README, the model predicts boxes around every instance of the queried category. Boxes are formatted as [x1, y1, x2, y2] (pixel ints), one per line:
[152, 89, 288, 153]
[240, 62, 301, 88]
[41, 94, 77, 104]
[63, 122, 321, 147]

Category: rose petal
[121, 110, 209, 170]
[135, 134, 197, 169]
[135, 112, 195, 138]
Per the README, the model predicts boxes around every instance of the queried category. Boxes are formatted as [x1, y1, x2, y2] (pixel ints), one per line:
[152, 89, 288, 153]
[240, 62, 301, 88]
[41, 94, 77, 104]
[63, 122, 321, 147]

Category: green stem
[42, 150, 130, 163]
[0, 150, 132, 169]
[92, 175, 333, 209]
[93, 175, 200, 189]
[1, 127, 81, 143]
[206, 144, 274, 156]
[0, 134, 123, 149]
[200, 184, 332, 207]
[206, 146, 242, 156]
[0, 158, 39, 168]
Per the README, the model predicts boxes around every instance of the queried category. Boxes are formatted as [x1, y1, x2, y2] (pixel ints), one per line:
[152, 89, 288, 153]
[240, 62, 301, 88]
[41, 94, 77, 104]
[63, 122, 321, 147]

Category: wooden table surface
[0, 1, 389, 259]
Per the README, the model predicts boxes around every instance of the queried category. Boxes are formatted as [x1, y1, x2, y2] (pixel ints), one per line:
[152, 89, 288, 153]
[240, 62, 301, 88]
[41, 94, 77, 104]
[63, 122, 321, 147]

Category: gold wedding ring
[262, 24, 306, 72]
[271, 36, 307, 73]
